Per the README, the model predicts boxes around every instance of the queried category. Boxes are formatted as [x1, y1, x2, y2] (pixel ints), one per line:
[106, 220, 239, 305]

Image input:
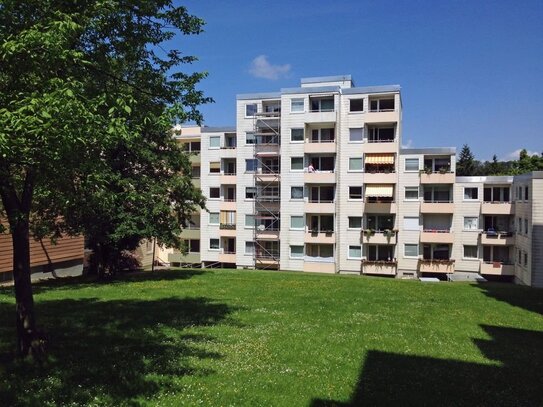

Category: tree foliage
[456, 146, 543, 176]
[0, 1, 208, 357]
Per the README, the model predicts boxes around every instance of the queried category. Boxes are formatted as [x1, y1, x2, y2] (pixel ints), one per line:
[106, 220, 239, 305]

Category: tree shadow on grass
[311, 325, 543, 406]
[0, 296, 234, 406]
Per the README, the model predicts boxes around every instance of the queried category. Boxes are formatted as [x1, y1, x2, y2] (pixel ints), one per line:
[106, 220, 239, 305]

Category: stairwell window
[245, 187, 256, 199]
[245, 103, 257, 117]
[209, 136, 220, 149]
[404, 158, 419, 172]
[291, 98, 304, 113]
[245, 241, 255, 255]
[348, 246, 362, 259]
[404, 187, 419, 201]
[290, 215, 305, 230]
[245, 215, 255, 228]
[291, 128, 304, 142]
[464, 217, 479, 230]
[404, 244, 419, 258]
[463, 245, 478, 259]
[349, 128, 363, 142]
[209, 213, 219, 225]
[349, 186, 363, 200]
[464, 187, 478, 200]
[290, 245, 304, 258]
[291, 157, 304, 171]
[245, 159, 257, 172]
[348, 217, 362, 229]
[209, 187, 220, 199]
[349, 98, 364, 112]
[209, 238, 220, 250]
[291, 186, 304, 200]
[349, 158, 363, 172]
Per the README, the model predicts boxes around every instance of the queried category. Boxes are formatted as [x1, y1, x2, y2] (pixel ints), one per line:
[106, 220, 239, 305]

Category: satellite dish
[257, 225, 265, 231]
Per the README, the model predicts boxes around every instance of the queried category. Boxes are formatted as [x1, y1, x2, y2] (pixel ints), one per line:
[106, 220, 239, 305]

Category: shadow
[0, 268, 208, 296]
[477, 282, 543, 315]
[0, 295, 233, 406]
[311, 325, 543, 406]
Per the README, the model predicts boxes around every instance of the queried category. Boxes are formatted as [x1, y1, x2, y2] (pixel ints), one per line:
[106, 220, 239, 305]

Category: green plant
[364, 228, 375, 241]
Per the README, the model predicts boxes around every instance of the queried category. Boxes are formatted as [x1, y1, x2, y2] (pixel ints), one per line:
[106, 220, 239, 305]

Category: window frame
[290, 245, 304, 258]
[245, 103, 257, 117]
[463, 245, 479, 260]
[290, 215, 305, 230]
[209, 238, 220, 251]
[404, 243, 419, 258]
[348, 245, 362, 259]
[349, 186, 363, 200]
[404, 158, 419, 172]
[404, 186, 419, 201]
[291, 98, 305, 113]
[463, 187, 479, 201]
[209, 136, 220, 149]
[291, 186, 304, 200]
[290, 128, 304, 142]
[463, 216, 479, 231]
[348, 157, 364, 172]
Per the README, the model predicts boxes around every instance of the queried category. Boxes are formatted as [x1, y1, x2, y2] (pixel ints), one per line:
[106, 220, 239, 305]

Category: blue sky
[172, 0, 542, 161]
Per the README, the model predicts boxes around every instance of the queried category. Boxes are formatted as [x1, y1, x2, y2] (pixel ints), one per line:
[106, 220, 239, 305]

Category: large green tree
[456, 144, 477, 176]
[0, 1, 208, 357]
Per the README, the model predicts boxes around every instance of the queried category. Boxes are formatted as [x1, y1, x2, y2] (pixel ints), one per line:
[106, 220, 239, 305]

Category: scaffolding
[253, 103, 281, 269]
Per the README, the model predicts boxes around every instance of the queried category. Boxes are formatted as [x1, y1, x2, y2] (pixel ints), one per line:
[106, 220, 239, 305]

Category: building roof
[342, 85, 401, 95]
[201, 126, 236, 133]
[236, 92, 281, 100]
[456, 176, 514, 184]
[401, 147, 456, 155]
[300, 75, 353, 85]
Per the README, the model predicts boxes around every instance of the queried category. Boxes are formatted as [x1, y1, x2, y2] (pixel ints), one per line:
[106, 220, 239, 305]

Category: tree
[0, 1, 208, 357]
[456, 144, 477, 176]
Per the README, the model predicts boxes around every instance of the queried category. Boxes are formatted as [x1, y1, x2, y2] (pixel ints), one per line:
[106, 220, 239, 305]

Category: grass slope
[0, 269, 542, 406]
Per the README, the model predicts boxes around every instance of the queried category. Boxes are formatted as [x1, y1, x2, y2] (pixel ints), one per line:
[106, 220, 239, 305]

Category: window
[209, 212, 219, 225]
[209, 161, 220, 174]
[245, 159, 257, 172]
[291, 157, 304, 171]
[209, 238, 220, 250]
[348, 217, 362, 229]
[366, 215, 394, 231]
[291, 186, 304, 199]
[245, 215, 255, 228]
[309, 186, 334, 202]
[464, 187, 478, 200]
[517, 249, 522, 264]
[349, 157, 363, 171]
[350, 99, 364, 112]
[245, 187, 256, 199]
[404, 187, 419, 200]
[464, 245, 478, 259]
[209, 136, 220, 149]
[311, 128, 335, 143]
[525, 186, 529, 200]
[404, 158, 419, 172]
[188, 239, 200, 253]
[525, 219, 529, 235]
[246, 103, 257, 116]
[290, 245, 304, 258]
[246, 132, 255, 144]
[191, 166, 201, 178]
[209, 187, 220, 199]
[245, 241, 254, 255]
[348, 128, 363, 142]
[403, 216, 419, 231]
[290, 215, 304, 229]
[291, 98, 304, 112]
[524, 252, 528, 266]
[404, 244, 418, 257]
[464, 217, 479, 230]
[367, 245, 394, 261]
[348, 246, 362, 259]
[291, 128, 304, 142]
[370, 98, 395, 112]
[349, 186, 363, 200]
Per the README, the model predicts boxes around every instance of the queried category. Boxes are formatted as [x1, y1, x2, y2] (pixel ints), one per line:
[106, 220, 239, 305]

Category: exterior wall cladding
[168, 75, 543, 288]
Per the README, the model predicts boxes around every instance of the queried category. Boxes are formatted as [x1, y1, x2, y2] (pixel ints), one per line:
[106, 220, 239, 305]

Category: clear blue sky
[171, 0, 542, 161]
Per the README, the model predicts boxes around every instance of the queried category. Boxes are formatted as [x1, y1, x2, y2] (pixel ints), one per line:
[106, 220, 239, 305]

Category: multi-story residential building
[165, 75, 542, 288]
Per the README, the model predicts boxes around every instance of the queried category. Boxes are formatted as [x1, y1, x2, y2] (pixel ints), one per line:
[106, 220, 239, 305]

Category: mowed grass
[0, 269, 542, 406]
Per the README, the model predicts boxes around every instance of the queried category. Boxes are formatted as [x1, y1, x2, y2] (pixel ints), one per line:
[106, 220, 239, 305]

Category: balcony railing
[304, 255, 335, 263]
[368, 138, 395, 143]
[219, 223, 236, 230]
[308, 199, 334, 203]
[362, 259, 397, 265]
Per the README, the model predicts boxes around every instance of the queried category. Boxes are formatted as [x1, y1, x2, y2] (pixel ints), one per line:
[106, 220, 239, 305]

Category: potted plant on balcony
[363, 228, 375, 241]
[383, 229, 396, 243]
[439, 166, 450, 174]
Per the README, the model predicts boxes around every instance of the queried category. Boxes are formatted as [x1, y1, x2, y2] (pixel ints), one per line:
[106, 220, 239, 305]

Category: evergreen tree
[456, 144, 477, 176]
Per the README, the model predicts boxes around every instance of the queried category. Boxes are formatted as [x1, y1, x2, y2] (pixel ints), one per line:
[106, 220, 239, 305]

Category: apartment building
[166, 75, 542, 288]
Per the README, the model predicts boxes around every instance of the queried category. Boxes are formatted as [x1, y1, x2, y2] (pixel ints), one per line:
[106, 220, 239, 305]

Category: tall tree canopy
[0, 1, 208, 357]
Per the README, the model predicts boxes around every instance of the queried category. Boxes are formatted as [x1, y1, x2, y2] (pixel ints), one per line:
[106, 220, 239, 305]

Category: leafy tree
[0, 1, 208, 357]
[456, 144, 477, 176]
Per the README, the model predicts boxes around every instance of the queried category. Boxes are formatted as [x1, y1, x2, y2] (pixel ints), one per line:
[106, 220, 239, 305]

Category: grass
[0, 268, 542, 406]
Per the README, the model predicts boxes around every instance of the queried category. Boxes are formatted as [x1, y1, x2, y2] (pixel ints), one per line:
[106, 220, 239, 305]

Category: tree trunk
[11, 219, 40, 358]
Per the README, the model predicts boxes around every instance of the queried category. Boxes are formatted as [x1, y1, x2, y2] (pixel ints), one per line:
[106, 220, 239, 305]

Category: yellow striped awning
[365, 154, 395, 164]
[209, 161, 221, 169]
[365, 185, 394, 197]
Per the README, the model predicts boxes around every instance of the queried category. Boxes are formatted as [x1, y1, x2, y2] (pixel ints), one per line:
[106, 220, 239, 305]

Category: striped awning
[365, 154, 395, 165]
[209, 161, 221, 169]
[365, 185, 394, 197]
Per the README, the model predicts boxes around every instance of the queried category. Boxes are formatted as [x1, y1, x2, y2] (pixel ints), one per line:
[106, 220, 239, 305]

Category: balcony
[303, 260, 336, 273]
[364, 110, 399, 124]
[420, 201, 454, 214]
[364, 172, 396, 184]
[304, 110, 336, 125]
[255, 228, 280, 240]
[304, 172, 336, 184]
[481, 202, 514, 215]
[420, 230, 454, 244]
[219, 224, 236, 237]
[220, 173, 237, 184]
[363, 140, 397, 154]
[219, 148, 237, 159]
[304, 141, 336, 154]
[305, 230, 335, 244]
[255, 143, 280, 156]
[418, 259, 455, 273]
[219, 201, 237, 211]
[364, 202, 397, 214]
[218, 252, 236, 263]
[480, 261, 515, 276]
[304, 201, 335, 213]
[480, 232, 515, 246]
[191, 178, 201, 189]
[180, 228, 200, 240]
[168, 252, 200, 264]
[361, 230, 397, 245]
[189, 153, 201, 164]
[361, 260, 397, 276]
[420, 172, 455, 184]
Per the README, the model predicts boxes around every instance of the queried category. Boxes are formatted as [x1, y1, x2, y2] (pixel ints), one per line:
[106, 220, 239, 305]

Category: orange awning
[365, 154, 395, 165]
[365, 185, 394, 197]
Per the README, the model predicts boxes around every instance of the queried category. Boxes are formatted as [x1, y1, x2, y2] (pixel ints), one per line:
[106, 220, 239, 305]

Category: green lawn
[0, 269, 542, 406]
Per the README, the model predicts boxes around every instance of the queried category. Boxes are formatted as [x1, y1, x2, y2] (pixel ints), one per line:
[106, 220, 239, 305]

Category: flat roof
[343, 85, 401, 95]
[300, 75, 352, 84]
[456, 176, 514, 184]
[201, 126, 236, 133]
[236, 92, 281, 100]
[281, 85, 341, 95]
[401, 147, 456, 155]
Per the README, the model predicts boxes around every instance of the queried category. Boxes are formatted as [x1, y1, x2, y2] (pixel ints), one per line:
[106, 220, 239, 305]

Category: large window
[309, 186, 334, 202]
[404, 186, 419, 200]
[370, 98, 395, 112]
[209, 136, 220, 149]
[464, 217, 479, 230]
[187, 239, 200, 253]
[291, 157, 304, 171]
[308, 156, 334, 172]
[367, 245, 394, 261]
[483, 186, 510, 202]
[306, 244, 334, 258]
[290, 215, 305, 229]
[366, 215, 394, 231]
[367, 126, 394, 142]
[310, 97, 334, 112]
[349, 157, 363, 171]
[404, 158, 419, 172]
[404, 244, 418, 257]
[245, 159, 257, 172]
[348, 217, 362, 229]
[350, 98, 364, 112]
[245, 103, 257, 116]
[349, 186, 363, 200]
[349, 128, 363, 142]
[311, 128, 335, 143]
[290, 245, 304, 258]
[423, 244, 450, 260]
[464, 187, 479, 200]
[348, 246, 362, 259]
[424, 186, 451, 202]
[291, 128, 304, 142]
[464, 245, 478, 259]
[291, 186, 304, 200]
[291, 98, 304, 112]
